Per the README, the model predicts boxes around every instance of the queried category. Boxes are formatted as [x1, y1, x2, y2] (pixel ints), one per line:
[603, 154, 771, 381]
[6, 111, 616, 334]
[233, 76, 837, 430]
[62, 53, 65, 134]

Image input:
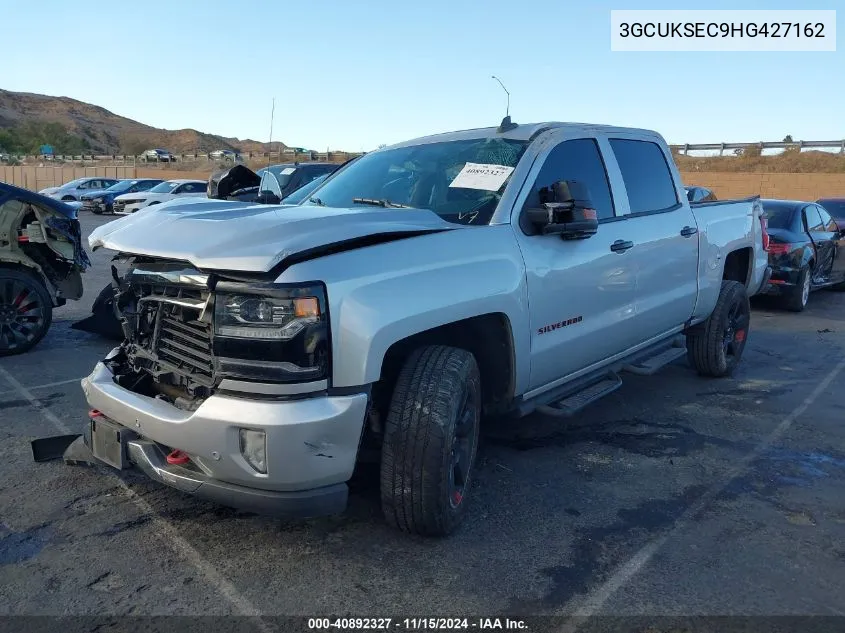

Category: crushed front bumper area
[80, 360, 369, 518]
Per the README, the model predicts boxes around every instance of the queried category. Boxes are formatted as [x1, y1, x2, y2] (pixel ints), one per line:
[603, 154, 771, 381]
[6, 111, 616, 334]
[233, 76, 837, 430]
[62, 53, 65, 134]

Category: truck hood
[88, 203, 458, 273]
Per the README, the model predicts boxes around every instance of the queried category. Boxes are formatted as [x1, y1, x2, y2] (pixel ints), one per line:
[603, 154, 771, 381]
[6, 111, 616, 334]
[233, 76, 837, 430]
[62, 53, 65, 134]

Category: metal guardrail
[671, 140, 845, 156]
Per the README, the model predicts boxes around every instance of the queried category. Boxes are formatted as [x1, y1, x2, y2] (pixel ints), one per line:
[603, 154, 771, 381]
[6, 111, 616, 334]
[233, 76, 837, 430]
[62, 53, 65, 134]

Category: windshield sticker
[280, 167, 297, 175]
[449, 163, 514, 191]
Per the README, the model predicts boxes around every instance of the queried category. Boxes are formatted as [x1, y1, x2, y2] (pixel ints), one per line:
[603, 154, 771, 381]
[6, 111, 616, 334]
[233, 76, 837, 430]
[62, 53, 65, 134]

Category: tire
[0, 269, 53, 356]
[783, 266, 811, 312]
[686, 280, 750, 378]
[92, 207, 103, 215]
[380, 345, 481, 536]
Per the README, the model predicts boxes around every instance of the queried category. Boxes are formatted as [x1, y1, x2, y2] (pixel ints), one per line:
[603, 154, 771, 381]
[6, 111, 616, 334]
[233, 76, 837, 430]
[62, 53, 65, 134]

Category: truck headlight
[214, 295, 319, 339]
[213, 282, 330, 385]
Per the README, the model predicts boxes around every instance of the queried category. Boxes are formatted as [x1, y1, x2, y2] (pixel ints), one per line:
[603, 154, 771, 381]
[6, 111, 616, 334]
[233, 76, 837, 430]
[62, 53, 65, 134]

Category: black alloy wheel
[0, 270, 53, 356]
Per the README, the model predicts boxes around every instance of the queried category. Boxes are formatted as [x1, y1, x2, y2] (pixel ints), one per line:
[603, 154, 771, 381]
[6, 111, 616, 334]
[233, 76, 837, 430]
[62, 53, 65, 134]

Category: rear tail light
[760, 215, 770, 251]
[767, 242, 792, 255]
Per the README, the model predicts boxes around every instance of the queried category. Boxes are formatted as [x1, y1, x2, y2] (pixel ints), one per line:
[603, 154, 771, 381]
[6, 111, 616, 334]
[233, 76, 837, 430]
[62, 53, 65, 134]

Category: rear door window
[804, 205, 825, 232]
[816, 205, 838, 232]
[609, 139, 679, 214]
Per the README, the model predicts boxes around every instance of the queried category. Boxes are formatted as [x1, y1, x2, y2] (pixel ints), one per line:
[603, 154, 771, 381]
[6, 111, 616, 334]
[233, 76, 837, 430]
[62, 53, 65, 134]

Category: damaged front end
[101, 256, 331, 412]
[0, 182, 90, 305]
[106, 260, 216, 410]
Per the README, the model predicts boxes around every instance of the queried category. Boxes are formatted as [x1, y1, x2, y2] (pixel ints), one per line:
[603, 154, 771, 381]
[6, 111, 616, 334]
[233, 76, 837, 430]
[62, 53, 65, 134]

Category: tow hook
[166, 449, 191, 465]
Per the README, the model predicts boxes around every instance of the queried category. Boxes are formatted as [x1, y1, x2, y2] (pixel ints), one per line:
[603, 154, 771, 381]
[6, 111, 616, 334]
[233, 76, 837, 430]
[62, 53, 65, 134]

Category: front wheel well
[374, 313, 515, 424]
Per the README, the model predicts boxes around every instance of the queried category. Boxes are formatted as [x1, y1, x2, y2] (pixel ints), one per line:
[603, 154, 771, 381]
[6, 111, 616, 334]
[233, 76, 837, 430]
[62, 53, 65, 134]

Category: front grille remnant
[156, 315, 214, 385]
[119, 264, 215, 397]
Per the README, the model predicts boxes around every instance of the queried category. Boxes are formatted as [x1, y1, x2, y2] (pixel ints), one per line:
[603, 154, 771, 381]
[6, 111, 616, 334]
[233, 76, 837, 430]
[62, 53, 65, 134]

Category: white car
[113, 179, 207, 214]
[38, 177, 121, 202]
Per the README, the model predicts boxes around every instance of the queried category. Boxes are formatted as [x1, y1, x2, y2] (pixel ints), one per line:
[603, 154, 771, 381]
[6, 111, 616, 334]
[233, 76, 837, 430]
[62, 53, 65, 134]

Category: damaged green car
[0, 181, 90, 355]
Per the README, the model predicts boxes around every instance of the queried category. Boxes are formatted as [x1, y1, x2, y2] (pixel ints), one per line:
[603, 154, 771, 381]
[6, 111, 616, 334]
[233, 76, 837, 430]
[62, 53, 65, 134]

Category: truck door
[512, 136, 641, 390]
[605, 137, 699, 341]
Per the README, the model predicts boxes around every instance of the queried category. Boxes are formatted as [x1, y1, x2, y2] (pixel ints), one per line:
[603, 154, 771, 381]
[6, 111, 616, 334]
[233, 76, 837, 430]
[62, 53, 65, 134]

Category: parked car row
[112, 179, 207, 214]
[81, 179, 163, 214]
[143, 148, 248, 162]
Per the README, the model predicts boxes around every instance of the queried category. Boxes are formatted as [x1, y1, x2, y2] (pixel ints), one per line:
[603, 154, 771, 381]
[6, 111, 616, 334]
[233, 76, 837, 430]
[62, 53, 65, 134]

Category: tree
[783, 135, 794, 143]
[0, 121, 89, 154]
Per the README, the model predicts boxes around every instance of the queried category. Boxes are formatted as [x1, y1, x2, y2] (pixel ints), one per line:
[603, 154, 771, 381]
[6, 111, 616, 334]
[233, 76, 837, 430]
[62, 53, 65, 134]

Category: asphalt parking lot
[1, 212, 845, 623]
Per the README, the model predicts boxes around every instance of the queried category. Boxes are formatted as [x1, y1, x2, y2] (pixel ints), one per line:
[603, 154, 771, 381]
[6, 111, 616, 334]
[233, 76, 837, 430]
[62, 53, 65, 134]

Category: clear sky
[3, 0, 841, 152]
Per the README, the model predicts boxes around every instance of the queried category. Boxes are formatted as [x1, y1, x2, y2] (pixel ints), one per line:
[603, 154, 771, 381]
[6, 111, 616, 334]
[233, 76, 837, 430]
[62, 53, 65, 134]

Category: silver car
[38, 177, 121, 202]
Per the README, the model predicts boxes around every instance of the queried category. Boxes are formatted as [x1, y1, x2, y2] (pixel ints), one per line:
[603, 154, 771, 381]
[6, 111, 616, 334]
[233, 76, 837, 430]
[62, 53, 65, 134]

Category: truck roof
[389, 121, 664, 149]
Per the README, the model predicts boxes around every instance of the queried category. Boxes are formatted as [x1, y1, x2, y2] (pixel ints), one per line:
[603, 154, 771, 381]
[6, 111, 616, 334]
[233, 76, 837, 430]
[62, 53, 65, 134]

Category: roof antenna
[266, 97, 276, 172]
[491, 75, 517, 132]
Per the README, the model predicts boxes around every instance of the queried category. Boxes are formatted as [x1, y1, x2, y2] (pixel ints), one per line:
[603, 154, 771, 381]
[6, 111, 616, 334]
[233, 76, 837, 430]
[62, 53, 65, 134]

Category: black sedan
[762, 199, 845, 311]
[684, 185, 717, 203]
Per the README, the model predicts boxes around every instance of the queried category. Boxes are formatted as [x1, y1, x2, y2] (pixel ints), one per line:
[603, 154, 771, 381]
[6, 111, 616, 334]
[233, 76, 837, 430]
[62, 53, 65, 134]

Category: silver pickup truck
[81, 120, 769, 536]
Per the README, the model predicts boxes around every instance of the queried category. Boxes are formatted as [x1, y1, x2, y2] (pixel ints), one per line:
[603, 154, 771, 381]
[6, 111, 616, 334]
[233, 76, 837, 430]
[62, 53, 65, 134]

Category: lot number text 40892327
[307, 617, 528, 630]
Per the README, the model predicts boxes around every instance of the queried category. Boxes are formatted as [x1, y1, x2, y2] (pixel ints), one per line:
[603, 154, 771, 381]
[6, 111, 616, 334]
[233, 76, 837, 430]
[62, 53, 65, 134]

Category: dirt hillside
[0, 88, 283, 155]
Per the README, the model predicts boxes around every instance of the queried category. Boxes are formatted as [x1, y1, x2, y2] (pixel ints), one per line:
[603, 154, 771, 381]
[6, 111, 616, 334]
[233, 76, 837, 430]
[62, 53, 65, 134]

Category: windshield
[818, 200, 845, 220]
[282, 174, 330, 205]
[303, 138, 529, 224]
[149, 181, 180, 193]
[762, 202, 797, 229]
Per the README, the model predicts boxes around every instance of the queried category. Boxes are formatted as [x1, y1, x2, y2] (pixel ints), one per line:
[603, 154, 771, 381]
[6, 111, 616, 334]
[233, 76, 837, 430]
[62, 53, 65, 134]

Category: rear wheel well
[374, 313, 515, 426]
[722, 248, 751, 287]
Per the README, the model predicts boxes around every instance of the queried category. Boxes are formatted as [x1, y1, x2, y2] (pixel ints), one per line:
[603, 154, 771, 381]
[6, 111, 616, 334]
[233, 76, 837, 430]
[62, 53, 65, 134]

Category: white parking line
[558, 356, 845, 629]
[0, 365, 270, 627]
[0, 376, 86, 397]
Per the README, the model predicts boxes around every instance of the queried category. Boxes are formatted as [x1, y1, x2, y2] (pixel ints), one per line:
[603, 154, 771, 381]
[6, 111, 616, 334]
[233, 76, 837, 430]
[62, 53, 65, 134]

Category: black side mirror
[256, 191, 282, 205]
[526, 180, 598, 239]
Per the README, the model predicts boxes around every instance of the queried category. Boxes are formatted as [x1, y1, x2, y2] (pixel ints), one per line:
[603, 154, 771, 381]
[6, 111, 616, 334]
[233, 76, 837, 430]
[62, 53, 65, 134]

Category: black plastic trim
[327, 384, 373, 398]
[624, 202, 684, 218]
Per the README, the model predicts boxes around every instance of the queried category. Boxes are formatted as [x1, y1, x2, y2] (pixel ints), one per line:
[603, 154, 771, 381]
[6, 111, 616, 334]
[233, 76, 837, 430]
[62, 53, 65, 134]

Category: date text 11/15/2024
[307, 618, 528, 630]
